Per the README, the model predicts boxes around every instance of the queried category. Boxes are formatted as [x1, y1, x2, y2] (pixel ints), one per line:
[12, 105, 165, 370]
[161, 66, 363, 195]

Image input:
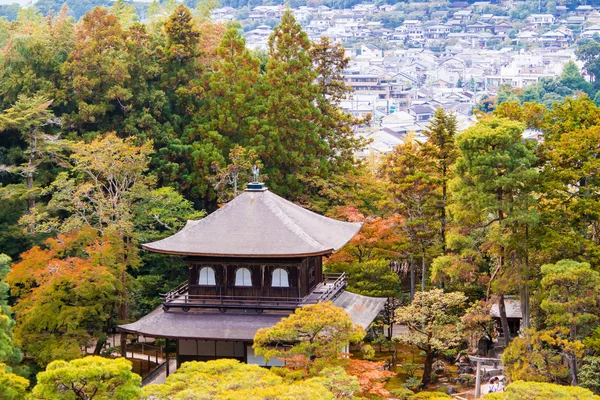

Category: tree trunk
[410, 257, 415, 301]
[569, 351, 578, 386]
[120, 333, 127, 357]
[94, 337, 106, 355]
[441, 174, 447, 255]
[521, 225, 531, 329]
[422, 351, 435, 387]
[421, 252, 426, 292]
[25, 174, 35, 210]
[498, 294, 512, 345]
[118, 265, 128, 321]
[569, 320, 578, 385]
[520, 285, 530, 330]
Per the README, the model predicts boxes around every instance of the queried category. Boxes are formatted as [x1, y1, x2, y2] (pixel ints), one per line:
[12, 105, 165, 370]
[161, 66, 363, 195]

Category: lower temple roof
[118, 291, 386, 340]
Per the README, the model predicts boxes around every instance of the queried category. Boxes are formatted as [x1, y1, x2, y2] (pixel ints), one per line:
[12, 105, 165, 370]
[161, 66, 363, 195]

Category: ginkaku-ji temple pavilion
[118, 180, 386, 374]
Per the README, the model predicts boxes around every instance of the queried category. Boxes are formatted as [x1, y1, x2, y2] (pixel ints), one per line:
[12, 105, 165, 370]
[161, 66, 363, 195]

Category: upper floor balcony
[161, 272, 347, 313]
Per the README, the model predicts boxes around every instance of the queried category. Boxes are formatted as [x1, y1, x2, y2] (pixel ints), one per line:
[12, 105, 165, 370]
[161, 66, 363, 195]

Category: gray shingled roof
[118, 292, 386, 339]
[490, 299, 521, 319]
[332, 291, 387, 329]
[142, 187, 362, 257]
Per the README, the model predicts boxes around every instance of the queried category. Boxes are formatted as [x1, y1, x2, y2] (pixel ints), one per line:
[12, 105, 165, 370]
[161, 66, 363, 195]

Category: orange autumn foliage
[6, 228, 118, 366]
[328, 206, 404, 263]
[346, 359, 395, 398]
[197, 21, 226, 68]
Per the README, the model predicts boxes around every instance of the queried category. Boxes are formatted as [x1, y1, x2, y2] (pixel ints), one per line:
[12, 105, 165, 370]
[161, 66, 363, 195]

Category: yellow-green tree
[540, 260, 600, 385]
[484, 380, 598, 400]
[17, 133, 200, 356]
[31, 356, 141, 400]
[0, 255, 20, 368]
[0, 363, 28, 400]
[502, 328, 584, 385]
[395, 289, 467, 387]
[539, 97, 600, 265]
[253, 302, 365, 366]
[142, 359, 334, 400]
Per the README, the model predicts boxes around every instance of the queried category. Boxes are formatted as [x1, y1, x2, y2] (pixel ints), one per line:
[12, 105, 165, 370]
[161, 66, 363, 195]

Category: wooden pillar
[475, 360, 481, 399]
[120, 333, 127, 357]
[166, 339, 170, 377]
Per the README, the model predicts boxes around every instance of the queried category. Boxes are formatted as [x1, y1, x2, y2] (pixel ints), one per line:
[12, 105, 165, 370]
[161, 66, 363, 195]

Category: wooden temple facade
[118, 182, 386, 374]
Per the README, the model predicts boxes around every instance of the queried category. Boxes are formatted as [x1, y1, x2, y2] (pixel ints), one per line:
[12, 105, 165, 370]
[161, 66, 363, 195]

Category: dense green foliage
[479, 61, 595, 111]
[484, 380, 600, 399]
[30, 356, 142, 400]
[0, 362, 28, 400]
[142, 359, 336, 400]
[253, 302, 365, 366]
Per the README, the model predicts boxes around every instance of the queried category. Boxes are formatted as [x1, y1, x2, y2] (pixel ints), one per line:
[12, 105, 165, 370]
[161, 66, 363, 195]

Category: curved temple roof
[142, 186, 362, 258]
[118, 292, 386, 340]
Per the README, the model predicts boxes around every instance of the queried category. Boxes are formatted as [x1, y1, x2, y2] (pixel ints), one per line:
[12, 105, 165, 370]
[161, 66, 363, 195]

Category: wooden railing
[317, 273, 347, 302]
[163, 280, 189, 303]
[161, 273, 347, 312]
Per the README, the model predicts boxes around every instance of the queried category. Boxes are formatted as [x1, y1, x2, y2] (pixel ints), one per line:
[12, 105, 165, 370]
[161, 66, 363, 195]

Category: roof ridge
[261, 192, 328, 252]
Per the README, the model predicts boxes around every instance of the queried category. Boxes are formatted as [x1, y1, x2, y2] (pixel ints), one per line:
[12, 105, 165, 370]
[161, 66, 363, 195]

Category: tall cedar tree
[202, 28, 261, 146]
[120, 23, 164, 139]
[309, 37, 365, 179]
[257, 9, 322, 196]
[255, 10, 361, 199]
[0, 7, 74, 109]
[153, 5, 214, 209]
[62, 7, 131, 135]
[197, 28, 261, 205]
[382, 138, 440, 299]
[450, 117, 538, 344]
[420, 107, 458, 254]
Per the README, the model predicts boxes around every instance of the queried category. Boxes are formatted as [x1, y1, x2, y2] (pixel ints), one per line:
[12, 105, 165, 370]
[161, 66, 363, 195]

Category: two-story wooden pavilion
[118, 182, 386, 372]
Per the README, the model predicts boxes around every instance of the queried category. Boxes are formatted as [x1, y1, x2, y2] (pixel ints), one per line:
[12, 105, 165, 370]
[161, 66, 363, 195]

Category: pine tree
[450, 117, 538, 344]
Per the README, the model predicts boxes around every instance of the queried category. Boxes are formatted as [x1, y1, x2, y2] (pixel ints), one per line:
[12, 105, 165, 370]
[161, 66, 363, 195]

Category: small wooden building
[491, 298, 521, 339]
[118, 182, 386, 371]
